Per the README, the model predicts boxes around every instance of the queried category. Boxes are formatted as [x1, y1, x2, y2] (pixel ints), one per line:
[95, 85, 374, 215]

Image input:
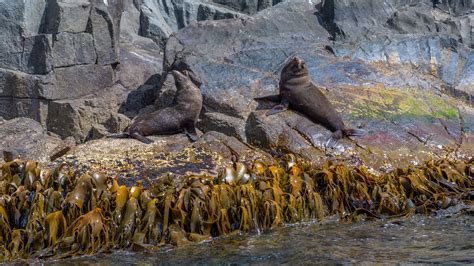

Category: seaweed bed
[0, 155, 472, 261]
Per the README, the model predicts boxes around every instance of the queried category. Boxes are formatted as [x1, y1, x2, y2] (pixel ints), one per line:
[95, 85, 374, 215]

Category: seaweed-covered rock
[59, 131, 271, 186]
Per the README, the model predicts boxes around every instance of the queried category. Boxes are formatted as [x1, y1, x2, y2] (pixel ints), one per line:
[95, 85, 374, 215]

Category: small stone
[50, 137, 76, 161]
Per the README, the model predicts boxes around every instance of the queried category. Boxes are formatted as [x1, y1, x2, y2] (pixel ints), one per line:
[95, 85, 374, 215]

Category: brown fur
[260, 56, 363, 143]
[110, 70, 202, 144]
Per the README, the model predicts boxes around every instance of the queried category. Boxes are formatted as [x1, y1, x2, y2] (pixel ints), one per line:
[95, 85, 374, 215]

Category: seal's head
[281, 56, 309, 82]
[171, 69, 202, 88]
[171, 70, 201, 99]
[171, 70, 187, 83]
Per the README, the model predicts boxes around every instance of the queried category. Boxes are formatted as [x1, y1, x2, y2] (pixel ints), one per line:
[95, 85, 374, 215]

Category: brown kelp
[0, 156, 472, 260]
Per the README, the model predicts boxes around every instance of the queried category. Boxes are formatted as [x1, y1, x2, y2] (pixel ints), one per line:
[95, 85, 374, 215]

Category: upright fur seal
[110, 70, 202, 144]
[256, 56, 363, 145]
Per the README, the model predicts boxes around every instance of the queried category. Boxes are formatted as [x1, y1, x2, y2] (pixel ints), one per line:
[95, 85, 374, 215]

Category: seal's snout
[171, 70, 187, 81]
[290, 57, 305, 70]
[291, 57, 302, 65]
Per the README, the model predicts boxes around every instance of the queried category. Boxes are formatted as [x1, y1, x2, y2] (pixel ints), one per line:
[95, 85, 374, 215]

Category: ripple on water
[43, 214, 474, 265]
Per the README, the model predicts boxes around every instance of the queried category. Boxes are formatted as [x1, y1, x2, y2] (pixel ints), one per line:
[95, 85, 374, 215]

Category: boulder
[41, 0, 91, 34]
[211, 0, 283, 14]
[0, 68, 50, 99]
[137, 0, 246, 48]
[90, 0, 123, 65]
[117, 40, 163, 90]
[52, 32, 96, 67]
[0, 117, 62, 163]
[0, 68, 52, 123]
[47, 84, 131, 141]
[52, 64, 115, 100]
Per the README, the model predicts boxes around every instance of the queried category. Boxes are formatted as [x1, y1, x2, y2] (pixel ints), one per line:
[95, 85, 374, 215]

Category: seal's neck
[282, 74, 311, 89]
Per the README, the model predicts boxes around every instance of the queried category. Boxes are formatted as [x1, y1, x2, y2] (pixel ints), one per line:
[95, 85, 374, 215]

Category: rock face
[211, 0, 284, 15]
[0, 0, 280, 142]
[121, 0, 283, 48]
[0, 0, 127, 141]
[161, 0, 474, 168]
[0, 0, 473, 169]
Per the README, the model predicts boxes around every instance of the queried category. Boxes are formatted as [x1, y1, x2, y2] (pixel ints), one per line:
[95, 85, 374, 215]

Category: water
[42, 214, 473, 265]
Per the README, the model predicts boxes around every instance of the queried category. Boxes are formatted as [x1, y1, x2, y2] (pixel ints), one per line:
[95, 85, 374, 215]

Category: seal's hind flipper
[325, 136, 339, 149]
[325, 130, 344, 148]
[107, 133, 129, 139]
[130, 132, 153, 144]
[266, 99, 289, 116]
[342, 128, 365, 137]
[184, 124, 199, 142]
[254, 94, 281, 102]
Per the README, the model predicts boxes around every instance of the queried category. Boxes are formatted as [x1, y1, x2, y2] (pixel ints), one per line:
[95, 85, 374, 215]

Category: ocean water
[41, 214, 473, 265]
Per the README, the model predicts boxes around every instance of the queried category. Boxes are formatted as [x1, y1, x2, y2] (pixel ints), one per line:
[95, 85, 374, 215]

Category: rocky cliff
[0, 0, 472, 169]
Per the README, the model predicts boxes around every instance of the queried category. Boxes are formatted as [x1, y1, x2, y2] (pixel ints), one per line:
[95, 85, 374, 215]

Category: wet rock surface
[0, 0, 472, 171]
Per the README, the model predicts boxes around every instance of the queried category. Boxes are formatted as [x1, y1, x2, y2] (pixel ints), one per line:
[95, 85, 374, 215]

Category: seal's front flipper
[130, 132, 154, 144]
[184, 124, 199, 142]
[267, 102, 289, 116]
[266, 99, 289, 116]
[342, 128, 365, 137]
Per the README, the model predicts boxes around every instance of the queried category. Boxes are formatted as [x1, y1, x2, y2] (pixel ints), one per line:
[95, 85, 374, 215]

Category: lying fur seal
[256, 56, 363, 145]
[110, 70, 202, 144]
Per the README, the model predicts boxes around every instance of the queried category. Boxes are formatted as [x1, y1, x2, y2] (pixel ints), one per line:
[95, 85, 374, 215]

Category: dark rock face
[319, 0, 473, 47]
[0, 0, 279, 142]
[317, 0, 473, 100]
[0, 0, 127, 141]
[211, 0, 284, 15]
[134, 0, 248, 48]
[52, 33, 97, 67]
[120, 0, 283, 49]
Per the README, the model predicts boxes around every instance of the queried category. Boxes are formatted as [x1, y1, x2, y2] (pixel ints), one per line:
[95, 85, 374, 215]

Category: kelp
[0, 156, 472, 260]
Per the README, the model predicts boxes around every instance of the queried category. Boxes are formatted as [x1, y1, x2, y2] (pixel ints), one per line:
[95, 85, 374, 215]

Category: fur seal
[110, 70, 202, 144]
[256, 56, 363, 145]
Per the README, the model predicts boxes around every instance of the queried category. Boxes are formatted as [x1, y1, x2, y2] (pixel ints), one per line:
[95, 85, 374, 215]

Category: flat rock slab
[53, 131, 272, 188]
